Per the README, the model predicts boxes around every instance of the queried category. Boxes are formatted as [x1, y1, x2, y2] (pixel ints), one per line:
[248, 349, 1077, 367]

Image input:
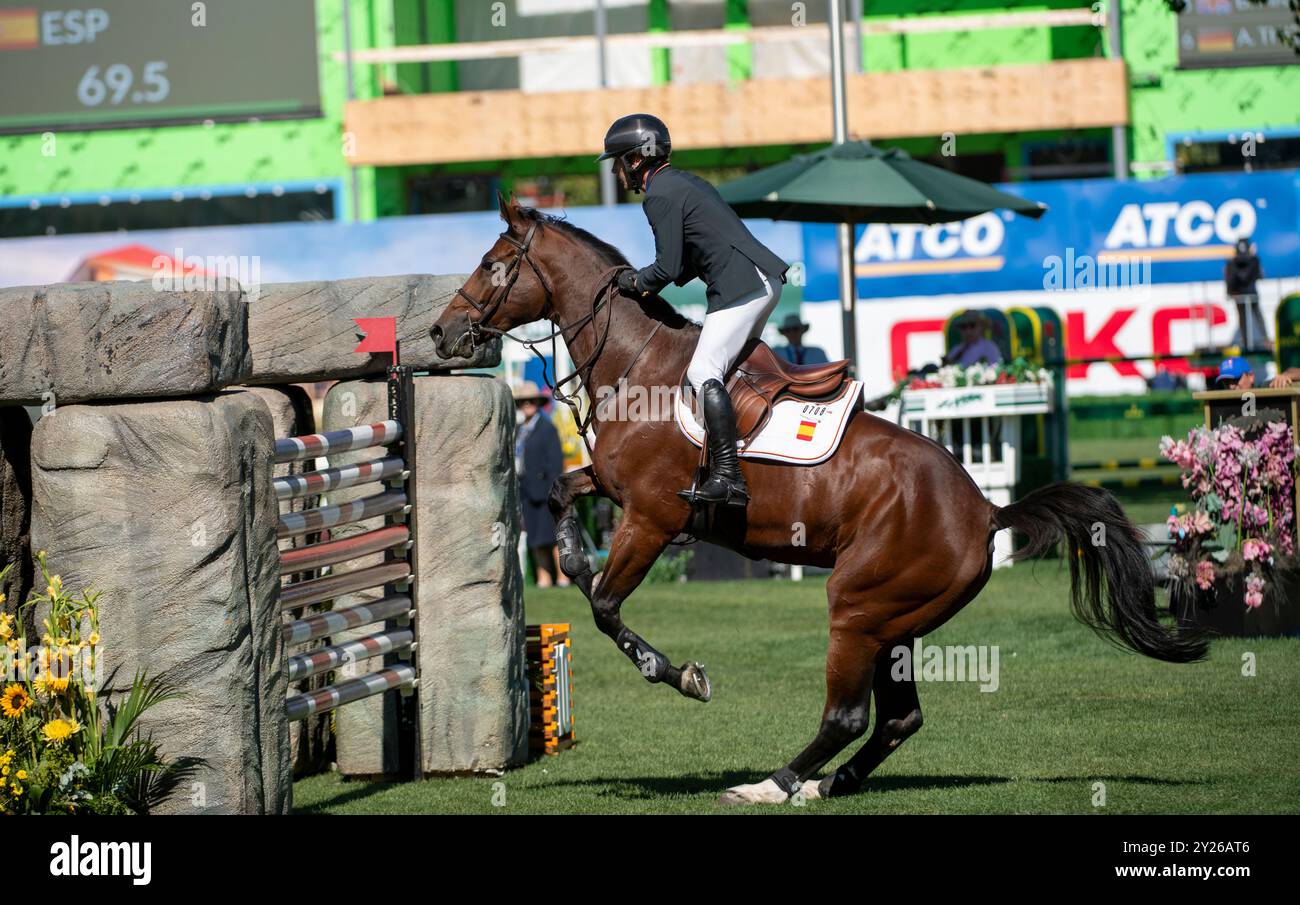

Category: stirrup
[677, 475, 749, 507]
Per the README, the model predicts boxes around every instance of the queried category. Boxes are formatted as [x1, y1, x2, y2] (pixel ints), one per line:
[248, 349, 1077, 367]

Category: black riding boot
[679, 379, 749, 507]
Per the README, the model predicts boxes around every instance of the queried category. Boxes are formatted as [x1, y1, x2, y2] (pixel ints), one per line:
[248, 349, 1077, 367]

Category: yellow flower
[1, 684, 31, 718]
[87, 632, 100, 647]
[10, 784, 21, 797]
[15, 770, 26, 780]
[42, 718, 79, 743]
[2, 765, 8, 776]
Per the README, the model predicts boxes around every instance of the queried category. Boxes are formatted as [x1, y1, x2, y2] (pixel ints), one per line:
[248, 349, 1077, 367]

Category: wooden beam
[343, 59, 1128, 167]
[338, 10, 1102, 65]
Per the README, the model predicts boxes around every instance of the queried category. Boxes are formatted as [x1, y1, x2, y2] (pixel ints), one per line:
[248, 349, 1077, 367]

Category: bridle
[451, 220, 663, 456]
[455, 220, 553, 346]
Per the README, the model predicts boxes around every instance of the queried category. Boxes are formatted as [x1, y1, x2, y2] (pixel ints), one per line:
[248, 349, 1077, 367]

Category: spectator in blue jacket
[514, 381, 567, 588]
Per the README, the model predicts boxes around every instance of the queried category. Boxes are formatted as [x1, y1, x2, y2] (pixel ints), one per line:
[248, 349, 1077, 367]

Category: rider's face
[614, 152, 643, 191]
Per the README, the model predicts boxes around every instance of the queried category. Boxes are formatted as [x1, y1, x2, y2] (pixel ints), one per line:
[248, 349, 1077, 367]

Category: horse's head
[431, 194, 556, 359]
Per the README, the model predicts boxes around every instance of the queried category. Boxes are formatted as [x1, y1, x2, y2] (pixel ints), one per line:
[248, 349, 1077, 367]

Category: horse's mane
[513, 205, 695, 330]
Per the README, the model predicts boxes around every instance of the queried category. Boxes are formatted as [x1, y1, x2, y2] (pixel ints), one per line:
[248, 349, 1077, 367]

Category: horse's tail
[993, 482, 1206, 664]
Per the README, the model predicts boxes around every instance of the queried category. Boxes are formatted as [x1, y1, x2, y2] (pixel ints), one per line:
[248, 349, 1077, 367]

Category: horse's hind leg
[805, 646, 923, 799]
[586, 509, 712, 702]
[720, 583, 879, 804]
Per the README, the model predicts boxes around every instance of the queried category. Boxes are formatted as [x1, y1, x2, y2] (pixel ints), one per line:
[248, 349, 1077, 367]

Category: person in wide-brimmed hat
[512, 381, 568, 588]
[942, 311, 1003, 368]
[773, 313, 829, 366]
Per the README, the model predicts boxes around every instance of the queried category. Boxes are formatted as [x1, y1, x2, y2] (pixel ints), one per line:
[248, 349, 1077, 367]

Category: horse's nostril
[430, 325, 444, 344]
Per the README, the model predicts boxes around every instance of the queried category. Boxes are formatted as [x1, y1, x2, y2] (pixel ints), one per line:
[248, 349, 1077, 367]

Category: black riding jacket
[634, 166, 789, 314]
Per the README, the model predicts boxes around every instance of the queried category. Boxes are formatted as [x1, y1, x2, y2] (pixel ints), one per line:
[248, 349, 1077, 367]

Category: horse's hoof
[677, 661, 712, 702]
[815, 771, 857, 799]
[800, 779, 825, 801]
[718, 779, 788, 806]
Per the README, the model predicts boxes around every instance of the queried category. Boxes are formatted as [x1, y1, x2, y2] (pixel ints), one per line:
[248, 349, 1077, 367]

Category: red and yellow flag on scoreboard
[0, 8, 39, 50]
[1196, 28, 1235, 54]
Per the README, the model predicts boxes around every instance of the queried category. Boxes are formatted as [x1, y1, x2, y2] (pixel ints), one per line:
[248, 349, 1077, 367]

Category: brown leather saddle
[681, 339, 852, 443]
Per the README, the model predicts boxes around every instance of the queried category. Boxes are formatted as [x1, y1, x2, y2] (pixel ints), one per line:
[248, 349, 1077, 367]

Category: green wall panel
[1120, 0, 1300, 176]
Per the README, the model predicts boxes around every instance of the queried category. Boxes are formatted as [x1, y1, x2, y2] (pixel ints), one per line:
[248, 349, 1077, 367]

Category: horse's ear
[497, 191, 525, 232]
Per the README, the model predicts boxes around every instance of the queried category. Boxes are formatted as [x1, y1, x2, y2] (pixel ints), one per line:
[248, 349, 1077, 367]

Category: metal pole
[829, 0, 857, 374]
[342, 0, 362, 222]
[850, 0, 864, 73]
[1106, 0, 1128, 181]
[596, 0, 617, 206]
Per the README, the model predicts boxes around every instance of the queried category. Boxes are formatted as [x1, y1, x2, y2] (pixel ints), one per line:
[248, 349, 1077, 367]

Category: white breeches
[686, 266, 781, 394]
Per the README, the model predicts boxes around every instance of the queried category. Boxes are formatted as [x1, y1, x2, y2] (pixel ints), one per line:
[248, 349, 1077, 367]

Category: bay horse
[431, 197, 1205, 805]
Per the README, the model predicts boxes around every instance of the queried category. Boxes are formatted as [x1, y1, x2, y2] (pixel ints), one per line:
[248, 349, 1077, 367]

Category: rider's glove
[616, 269, 639, 296]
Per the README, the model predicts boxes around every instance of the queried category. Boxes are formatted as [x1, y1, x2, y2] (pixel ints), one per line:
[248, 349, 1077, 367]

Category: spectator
[1214, 356, 1254, 389]
[1148, 365, 1185, 392]
[1225, 238, 1270, 353]
[943, 311, 1003, 367]
[1214, 356, 1300, 390]
[774, 314, 829, 366]
[514, 381, 567, 588]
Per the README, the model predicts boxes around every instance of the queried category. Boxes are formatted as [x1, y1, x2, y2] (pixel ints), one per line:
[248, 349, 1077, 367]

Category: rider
[599, 113, 789, 507]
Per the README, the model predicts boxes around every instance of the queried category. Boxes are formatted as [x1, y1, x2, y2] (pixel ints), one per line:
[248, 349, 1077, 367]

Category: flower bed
[904, 356, 1053, 391]
[1160, 418, 1300, 631]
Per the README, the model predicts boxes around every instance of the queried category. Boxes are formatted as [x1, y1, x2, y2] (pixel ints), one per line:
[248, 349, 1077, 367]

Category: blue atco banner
[802, 169, 1300, 301]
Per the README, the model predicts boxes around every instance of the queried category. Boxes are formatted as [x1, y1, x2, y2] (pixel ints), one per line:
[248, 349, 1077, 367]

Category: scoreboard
[0, 0, 320, 133]
[1178, 0, 1299, 69]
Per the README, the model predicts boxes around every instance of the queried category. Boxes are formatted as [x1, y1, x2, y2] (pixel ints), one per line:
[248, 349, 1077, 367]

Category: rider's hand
[616, 269, 639, 296]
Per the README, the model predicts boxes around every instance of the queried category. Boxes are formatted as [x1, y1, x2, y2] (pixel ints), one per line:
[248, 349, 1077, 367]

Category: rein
[455, 224, 663, 458]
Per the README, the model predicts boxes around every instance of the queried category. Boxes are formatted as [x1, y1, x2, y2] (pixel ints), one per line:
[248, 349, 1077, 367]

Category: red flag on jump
[354, 317, 397, 362]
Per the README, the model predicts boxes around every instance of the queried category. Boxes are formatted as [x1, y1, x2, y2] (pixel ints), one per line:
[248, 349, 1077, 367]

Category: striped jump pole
[276, 489, 408, 539]
[283, 594, 412, 646]
[274, 420, 403, 465]
[286, 629, 414, 682]
[286, 665, 416, 723]
[274, 455, 407, 500]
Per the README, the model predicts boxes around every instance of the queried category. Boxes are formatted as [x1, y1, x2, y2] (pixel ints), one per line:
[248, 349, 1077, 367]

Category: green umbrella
[717, 139, 1047, 372]
[719, 140, 1047, 224]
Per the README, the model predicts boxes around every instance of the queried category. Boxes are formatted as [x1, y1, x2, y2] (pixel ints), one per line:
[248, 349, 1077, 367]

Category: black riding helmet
[598, 113, 670, 189]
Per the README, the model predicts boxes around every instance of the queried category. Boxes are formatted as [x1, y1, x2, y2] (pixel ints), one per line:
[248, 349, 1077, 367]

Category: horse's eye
[480, 259, 495, 271]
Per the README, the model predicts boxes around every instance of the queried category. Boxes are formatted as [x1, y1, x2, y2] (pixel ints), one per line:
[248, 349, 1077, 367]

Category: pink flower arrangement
[1160, 419, 1298, 610]
[1194, 560, 1216, 591]
[1245, 574, 1265, 609]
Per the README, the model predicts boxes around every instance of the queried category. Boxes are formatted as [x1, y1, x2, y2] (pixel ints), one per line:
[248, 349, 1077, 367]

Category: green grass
[292, 568, 1300, 814]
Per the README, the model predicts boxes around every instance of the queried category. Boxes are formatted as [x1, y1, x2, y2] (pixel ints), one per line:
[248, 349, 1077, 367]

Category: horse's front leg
[585, 509, 711, 703]
[549, 466, 600, 597]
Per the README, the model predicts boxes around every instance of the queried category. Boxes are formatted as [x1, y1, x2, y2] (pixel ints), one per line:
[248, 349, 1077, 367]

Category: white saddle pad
[675, 380, 863, 466]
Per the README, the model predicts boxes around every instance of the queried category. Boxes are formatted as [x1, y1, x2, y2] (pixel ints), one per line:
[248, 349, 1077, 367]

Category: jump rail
[280, 524, 411, 575]
[276, 366, 422, 781]
[274, 455, 407, 500]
